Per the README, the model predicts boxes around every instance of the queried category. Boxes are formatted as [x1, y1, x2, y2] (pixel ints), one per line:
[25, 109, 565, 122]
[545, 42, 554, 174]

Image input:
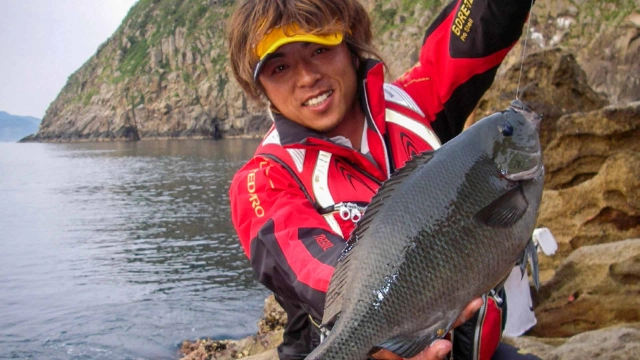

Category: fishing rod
[515, 0, 536, 100]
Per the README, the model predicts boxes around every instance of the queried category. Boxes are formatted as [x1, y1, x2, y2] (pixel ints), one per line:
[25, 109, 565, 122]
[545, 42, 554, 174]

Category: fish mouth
[501, 149, 544, 181]
[504, 162, 544, 181]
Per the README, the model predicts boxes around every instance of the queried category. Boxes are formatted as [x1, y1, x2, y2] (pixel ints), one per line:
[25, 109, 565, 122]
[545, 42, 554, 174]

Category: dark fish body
[307, 102, 544, 360]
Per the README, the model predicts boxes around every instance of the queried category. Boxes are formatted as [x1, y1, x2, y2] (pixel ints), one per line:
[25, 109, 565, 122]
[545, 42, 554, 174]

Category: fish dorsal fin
[322, 151, 436, 326]
[353, 150, 435, 240]
[472, 184, 529, 228]
[322, 230, 363, 325]
[386, 150, 436, 189]
[322, 242, 353, 326]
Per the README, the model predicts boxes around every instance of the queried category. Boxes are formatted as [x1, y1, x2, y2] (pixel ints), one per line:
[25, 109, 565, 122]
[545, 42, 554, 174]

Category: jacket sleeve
[229, 156, 346, 320]
[393, 0, 534, 143]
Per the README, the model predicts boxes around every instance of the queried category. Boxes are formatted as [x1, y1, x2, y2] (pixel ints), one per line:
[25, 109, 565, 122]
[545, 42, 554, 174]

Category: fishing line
[515, 0, 536, 100]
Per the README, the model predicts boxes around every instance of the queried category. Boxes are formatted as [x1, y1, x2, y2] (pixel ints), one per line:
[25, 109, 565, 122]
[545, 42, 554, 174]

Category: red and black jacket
[229, 0, 532, 358]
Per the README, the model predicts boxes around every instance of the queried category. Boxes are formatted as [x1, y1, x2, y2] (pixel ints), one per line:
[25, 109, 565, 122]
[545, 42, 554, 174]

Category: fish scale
[308, 102, 544, 360]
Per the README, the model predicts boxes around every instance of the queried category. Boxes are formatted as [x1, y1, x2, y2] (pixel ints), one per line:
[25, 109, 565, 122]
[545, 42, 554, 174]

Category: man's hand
[370, 298, 485, 360]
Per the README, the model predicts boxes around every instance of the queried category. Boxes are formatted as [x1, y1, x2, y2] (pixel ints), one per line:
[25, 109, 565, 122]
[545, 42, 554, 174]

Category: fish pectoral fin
[372, 333, 438, 359]
[373, 319, 454, 359]
[472, 184, 529, 228]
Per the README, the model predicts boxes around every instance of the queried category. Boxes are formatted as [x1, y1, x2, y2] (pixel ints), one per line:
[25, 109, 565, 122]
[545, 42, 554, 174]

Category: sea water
[0, 139, 269, 359]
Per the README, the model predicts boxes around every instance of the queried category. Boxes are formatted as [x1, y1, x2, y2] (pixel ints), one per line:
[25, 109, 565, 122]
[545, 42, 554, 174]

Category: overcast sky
[0, 0, 139, 119]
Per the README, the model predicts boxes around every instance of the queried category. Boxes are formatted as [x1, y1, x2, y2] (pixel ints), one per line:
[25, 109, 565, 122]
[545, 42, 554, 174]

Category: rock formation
[25, 0, 266, 142]
[537, 103, 640, 275]
[531, 239, 640, 337]
[179, 295, 284, 360]
[505, 323, 640, 360]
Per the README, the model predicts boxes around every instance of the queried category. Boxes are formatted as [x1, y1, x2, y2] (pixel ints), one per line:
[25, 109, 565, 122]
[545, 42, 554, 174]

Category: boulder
[257, 295, 288, 335]
[577, 16, 640, 105]
[501, 335, 559, 359]
[544, 324, 640, 360]
[535, 103, 640, 274]
[180, 295, 286, 360]
[470, 48, 609, 151]
[505, 323, 640, 360]
[179, 330, 283, 360]
[543, 102, 640, 189]
[530, 239, 640, 337]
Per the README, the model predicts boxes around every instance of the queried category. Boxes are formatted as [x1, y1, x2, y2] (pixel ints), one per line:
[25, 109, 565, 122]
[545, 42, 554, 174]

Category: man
[228, 0, 535, 359]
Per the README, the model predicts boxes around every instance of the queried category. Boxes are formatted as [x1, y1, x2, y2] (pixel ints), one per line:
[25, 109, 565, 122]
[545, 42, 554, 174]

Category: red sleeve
[229, 156, 346, 319]
[394, 0, 533, 143]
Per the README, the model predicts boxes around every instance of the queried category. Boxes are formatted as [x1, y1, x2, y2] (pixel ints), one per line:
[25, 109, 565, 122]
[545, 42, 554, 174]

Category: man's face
[257, 42, 360, 135]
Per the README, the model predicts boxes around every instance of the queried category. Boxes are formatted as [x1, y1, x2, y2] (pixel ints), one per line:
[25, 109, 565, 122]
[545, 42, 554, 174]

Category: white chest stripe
[383, 83, 426, 117]
[362, 80, 391, 178]
[287, 149, 306, 173]
[312, 151, 335, 209]
[386, 109, 442, 150]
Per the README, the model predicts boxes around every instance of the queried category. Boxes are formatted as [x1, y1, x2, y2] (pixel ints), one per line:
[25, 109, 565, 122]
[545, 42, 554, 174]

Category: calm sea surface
[0, 139, 269, 359]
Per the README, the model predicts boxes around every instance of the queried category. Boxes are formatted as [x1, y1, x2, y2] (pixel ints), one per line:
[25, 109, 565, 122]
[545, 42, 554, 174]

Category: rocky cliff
[25, 0, 639, 142]
[27, 0, 247, 142]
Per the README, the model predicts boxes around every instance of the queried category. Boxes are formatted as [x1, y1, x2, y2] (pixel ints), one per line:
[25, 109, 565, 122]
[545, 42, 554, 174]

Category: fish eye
[500, 122, 514, 137]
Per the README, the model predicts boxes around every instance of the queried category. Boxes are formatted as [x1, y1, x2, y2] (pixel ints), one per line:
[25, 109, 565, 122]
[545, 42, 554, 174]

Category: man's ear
[257, 83, 279, 112]
[346, 42, 360, 69]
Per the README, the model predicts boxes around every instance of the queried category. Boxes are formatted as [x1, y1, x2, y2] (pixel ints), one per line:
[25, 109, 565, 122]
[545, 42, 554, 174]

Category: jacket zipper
[362, 78, 392, 178]
[472, 293, 488, 360]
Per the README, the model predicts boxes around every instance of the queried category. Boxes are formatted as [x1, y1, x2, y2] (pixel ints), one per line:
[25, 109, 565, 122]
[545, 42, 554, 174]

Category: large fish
[307, 101, 544, 360]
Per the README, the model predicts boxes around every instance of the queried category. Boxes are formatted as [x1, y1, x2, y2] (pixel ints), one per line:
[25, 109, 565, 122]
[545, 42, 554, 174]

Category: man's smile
[303, 90, 334, 107]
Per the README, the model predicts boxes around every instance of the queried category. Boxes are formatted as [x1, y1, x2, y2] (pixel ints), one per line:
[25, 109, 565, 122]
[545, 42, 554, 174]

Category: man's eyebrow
[268, 53, 285, 60]
[263, 42, 317, 67]
[262, 53, 284, 67]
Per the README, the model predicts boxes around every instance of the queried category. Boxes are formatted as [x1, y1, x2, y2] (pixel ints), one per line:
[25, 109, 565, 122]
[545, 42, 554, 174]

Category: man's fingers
[453, 297, 485, 328]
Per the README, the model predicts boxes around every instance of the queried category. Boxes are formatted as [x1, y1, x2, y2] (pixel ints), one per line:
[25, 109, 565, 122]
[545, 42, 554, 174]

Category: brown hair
[227, 0, 382, 102]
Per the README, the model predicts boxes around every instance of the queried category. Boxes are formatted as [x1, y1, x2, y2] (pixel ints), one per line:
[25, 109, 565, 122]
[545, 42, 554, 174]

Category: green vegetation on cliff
[372, 0, 445, 32]
[118, 0, 232, 80]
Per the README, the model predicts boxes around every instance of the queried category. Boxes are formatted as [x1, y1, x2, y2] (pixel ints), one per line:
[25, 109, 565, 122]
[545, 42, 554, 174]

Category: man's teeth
[304, 91, 333, 106]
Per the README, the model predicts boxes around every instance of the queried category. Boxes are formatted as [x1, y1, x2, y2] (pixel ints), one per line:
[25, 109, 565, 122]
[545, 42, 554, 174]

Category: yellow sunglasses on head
[253, 23, 344, 81]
